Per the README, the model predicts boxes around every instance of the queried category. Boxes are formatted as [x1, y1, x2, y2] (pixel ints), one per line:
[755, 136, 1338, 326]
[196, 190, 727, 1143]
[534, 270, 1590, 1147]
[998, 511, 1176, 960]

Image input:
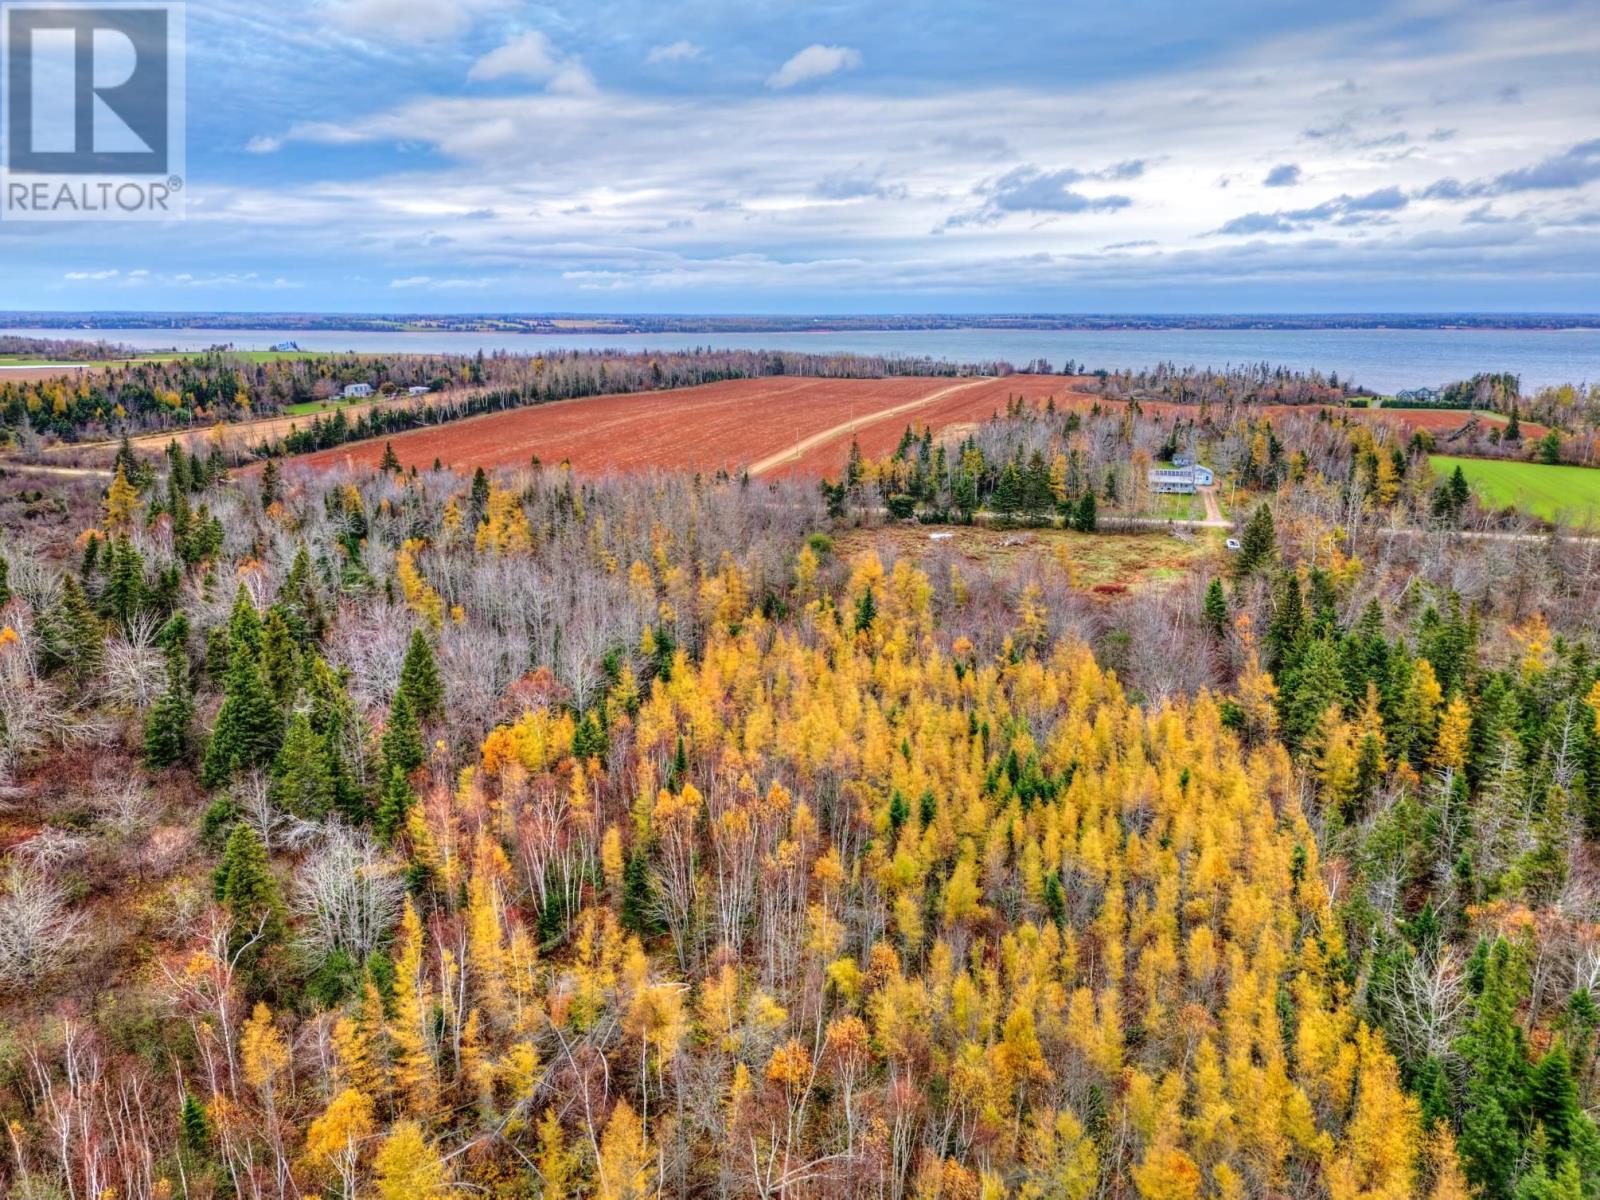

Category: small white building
[407, 386, 430, 396]
[342, 383, 373, 399]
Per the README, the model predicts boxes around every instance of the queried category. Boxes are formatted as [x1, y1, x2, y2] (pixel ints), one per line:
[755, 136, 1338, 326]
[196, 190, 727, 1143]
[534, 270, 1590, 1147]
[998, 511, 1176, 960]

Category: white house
[342, 383, 373, 399]
[1147, 464, 1215, 494]
[407, 386, 430, 396]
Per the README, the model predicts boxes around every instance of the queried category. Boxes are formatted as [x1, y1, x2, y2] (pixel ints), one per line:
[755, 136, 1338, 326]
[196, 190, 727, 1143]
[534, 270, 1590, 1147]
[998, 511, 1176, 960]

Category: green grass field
[1431, 455, 1600, 528]
[1138, 492, 1204, 521]
[284, 397, 366, 416]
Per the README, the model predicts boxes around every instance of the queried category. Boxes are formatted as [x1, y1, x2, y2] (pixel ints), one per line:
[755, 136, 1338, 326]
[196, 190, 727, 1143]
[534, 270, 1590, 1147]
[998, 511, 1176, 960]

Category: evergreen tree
[991, 463, 1023, 523]
[213, 823, 286, 964]
[101, 535, 145, 627]
[1235, 503, 1277, 578]
[470, 467, 491, 523]
[227, 584, 263, 661]
[854, 587, 878, 635]
[1203, 578, 1229, 640]
[1022, 451, 1054, 524]
[621, 848, 659, 935]
[260, 458, 281, 508]
[398, 629, 444, 723]
[1505, 406, 1522, 442]
[277, 544, 325, 645]
[379, 442, 402, 473]
[952, 470, 978, 522]
[180, 1091, 210, 1152]
[51, 575, 105, 683]
[270, 710, 336, 818]
[166, 440, 190, 494]
[143, 643, 194, 768]
[382, 687, 425, 777]
[260, 607, 301, 710]
[1458, 939, 1531, 1199]
[1540, 428, 1563, 465]
[1281, 637, 1347, 749]
[1071, 490, 1097, 533]
[0, 551, 11, 609]
[202, 638, 282, 787]
[375, 764, 415, 843]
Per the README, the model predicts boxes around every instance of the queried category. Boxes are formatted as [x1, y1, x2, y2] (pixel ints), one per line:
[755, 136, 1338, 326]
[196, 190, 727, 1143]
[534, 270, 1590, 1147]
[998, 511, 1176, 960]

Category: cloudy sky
[7, 0, 1600, 312]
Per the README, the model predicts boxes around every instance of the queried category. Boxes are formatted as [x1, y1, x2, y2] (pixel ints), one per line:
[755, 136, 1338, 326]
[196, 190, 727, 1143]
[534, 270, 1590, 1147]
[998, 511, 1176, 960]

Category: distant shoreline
[2, 312, 1599, 336]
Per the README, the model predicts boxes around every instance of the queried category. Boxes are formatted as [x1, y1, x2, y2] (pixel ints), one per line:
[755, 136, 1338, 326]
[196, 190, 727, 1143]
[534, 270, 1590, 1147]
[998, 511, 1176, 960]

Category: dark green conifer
[397, 628, 443, 722]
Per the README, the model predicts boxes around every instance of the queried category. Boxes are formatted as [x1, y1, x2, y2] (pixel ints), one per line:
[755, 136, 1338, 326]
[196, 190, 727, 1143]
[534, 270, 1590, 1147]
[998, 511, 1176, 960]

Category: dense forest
[5, 382, 1600, 1199]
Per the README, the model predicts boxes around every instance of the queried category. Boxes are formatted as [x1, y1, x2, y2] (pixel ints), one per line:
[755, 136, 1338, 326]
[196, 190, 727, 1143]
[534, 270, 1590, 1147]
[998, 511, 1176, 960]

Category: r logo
[5, 5, 169, 174]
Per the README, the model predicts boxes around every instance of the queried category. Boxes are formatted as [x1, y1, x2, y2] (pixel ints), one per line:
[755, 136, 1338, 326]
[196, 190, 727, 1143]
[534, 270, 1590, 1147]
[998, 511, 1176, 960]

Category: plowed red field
[286, 375, 1098, 480]
[1366, 407, 1549, 440]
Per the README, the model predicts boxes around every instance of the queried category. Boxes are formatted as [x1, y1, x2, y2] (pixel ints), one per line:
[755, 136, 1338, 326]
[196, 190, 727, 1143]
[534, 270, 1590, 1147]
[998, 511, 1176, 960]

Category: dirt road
[745, 377, 995, 478]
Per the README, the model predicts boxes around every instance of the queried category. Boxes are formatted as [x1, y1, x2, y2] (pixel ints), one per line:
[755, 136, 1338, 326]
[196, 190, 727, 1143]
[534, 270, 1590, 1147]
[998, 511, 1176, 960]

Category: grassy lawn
[285, 398, 358, 417]
[1431, 455, 1600, 528]
[1137, 492, 1204, 521]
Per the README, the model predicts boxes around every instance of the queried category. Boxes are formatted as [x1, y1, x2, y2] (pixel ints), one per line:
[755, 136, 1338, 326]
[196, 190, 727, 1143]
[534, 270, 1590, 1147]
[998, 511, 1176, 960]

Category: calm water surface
[6, 326, 1598, 395]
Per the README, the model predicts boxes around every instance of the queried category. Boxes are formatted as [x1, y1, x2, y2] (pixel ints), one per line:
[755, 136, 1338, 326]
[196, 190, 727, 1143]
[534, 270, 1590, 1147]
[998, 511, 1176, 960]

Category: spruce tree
[260, 607, 300, 710]
[260, 459, 281, 508]
[1234, 503, 1277, 578]
[277, 545, 325, 644]
[52, 575, 105, 683]
[1458, 939, 1530, 1199]
[180, 1091, 210, 1152]
[227, 584, 263, 661]
[202, 641, 282, 787]
[102, 535, 145, 628]
[269, 710, 335, 818]
[375, 764, 415, 843]
[621, 848, 659, 935]
[0, 551, 10, 609]
[143, 644, 194, 768]
[379, 442, 402, 473]
[213, 823, 286, 962]
[382, 687, 425, 777]
[1203, 579, 1229, 640]
[1072, 490, 1097, 533]
[991, 463, 1023, 523]
[854, 587, 877, 635]
[398, 629, 443, 723]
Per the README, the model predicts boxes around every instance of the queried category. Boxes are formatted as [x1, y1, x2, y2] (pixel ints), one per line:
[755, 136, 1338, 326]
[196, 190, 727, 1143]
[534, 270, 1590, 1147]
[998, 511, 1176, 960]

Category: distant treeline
[0, 334, 134, 360]
[1091, 361, 1364, 407]
[2, 311, 1597, 333]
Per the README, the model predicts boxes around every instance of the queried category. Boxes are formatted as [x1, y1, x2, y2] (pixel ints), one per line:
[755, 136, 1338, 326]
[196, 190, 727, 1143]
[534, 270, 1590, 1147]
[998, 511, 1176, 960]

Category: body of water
[6, 326, 1599, 395]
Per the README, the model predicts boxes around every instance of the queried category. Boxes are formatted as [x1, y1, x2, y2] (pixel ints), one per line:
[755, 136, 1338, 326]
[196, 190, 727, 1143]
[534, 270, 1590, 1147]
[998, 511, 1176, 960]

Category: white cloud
[324, 0, 509, 44]
[468, 30, 596, 93]
[64, 269, 122, 281]
[767, 44, 861, 89]
[646, 40, 701, 65]
[246, 135, 282, 154]
[148, 1, 1600, 304]
[390, 274, 494, 290]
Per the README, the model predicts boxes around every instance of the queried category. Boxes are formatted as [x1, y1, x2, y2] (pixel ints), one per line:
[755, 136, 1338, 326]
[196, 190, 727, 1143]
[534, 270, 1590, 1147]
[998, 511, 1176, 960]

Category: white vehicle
[1225, 538, 1242, 551]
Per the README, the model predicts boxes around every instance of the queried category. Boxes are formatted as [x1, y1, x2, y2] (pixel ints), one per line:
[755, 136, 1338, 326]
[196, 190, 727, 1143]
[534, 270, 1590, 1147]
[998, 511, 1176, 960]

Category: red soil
[287, 375, 1098, 480]
[1364, 406, 1550, 441]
